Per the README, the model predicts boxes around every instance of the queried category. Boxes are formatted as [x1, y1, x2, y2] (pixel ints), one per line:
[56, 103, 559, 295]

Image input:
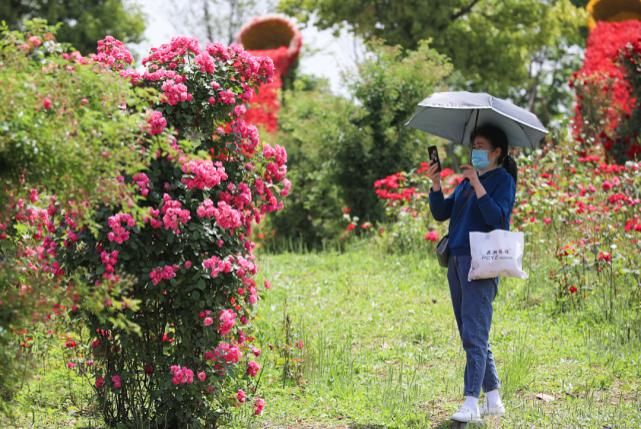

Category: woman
[426, 124, 517, 423]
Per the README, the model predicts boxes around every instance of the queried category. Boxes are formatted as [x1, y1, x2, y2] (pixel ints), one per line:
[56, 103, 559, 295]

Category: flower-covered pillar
[571, 1, 641, 162]
[235, 15, 302, 133]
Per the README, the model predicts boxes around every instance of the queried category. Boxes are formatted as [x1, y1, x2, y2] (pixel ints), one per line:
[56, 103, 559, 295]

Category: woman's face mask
[471, 136, 500, 170]
[471, 149, 491, 170]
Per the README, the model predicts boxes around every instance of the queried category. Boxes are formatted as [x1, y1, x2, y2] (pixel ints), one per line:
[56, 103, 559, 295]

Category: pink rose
[111, 374, 122, 389]
[247, 361, 261, 377]
[254, 397, 265, 415]
[197, 371, 207, 382]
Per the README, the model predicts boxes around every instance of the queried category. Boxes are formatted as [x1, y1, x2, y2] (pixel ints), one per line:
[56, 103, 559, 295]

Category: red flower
[568, 285, 578, 294]
[416, 161, 430, 174]
[254, 397, 265, 415]
[95, 376, 105, 388]
[625, 218, 641, 232]
[440, 168, 455, 178]
[424, 230, 439, 242]
[597, 251, 612, 263]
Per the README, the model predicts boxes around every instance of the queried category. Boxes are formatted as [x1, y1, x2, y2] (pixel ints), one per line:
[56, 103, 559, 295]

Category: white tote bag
[468, 229, 528, 281]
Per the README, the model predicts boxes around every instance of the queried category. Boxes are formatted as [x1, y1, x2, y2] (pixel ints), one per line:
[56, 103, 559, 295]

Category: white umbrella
[405, 91, 548, 148]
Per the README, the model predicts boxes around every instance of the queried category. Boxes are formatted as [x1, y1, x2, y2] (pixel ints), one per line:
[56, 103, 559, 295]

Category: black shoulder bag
[434, 180, 474, 268]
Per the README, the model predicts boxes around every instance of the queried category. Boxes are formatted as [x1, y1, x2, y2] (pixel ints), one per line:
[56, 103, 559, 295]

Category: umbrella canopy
[405, 91, 548, 148]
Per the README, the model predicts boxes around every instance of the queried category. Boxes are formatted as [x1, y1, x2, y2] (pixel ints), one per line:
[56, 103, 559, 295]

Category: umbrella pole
[462, 109, 480, 145]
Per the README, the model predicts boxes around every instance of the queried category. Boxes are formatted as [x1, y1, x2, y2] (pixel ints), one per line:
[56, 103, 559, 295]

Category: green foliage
[0, 20, 154, 208]
[261, 76, 359, 249]
[265, 41, 451, 248]
[375, 208, 432, 254]
[0, 0, 145, 54]
[342, 40, 451, 220]
[0, 254, 24, 414]
[279, 0, 586, 127]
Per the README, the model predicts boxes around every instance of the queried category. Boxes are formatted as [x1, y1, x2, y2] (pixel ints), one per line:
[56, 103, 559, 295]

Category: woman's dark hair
[470, 124, 518, 185]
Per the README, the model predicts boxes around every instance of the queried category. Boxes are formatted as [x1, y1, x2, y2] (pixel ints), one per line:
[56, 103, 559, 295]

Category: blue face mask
[471, 149, 491, 170]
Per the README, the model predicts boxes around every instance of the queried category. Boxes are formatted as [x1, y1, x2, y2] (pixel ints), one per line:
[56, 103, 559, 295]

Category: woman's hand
[427, 161, 442, 191]
[461, 165, 486, 198]
[460, 165, 479, 186]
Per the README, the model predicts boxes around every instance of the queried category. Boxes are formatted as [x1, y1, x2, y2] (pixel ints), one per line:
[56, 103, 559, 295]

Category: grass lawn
[248, 241, 641, 429]
[3, 242, 640, 428]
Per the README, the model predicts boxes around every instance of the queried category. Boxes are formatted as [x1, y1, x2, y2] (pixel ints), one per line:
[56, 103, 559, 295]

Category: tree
[172, 0, 277, 44]
[279, 0, 586, 126]
[0, 0, 145, 54]
[341, 40, 452, 220]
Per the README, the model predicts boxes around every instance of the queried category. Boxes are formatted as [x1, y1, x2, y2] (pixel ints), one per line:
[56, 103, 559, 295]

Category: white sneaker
[480, 399, 506, 417]
[451, 404, 482, 423]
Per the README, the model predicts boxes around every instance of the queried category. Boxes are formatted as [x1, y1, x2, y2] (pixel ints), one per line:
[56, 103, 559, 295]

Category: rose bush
[61, 36, 287, 427]
[513, 139, 640, 319]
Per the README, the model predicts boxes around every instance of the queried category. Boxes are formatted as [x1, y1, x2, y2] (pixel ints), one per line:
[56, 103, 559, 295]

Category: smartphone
[428, 146, 441, 173]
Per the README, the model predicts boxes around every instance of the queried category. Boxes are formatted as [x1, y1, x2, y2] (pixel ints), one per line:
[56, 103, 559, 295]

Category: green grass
[2, 334, 98, 428]
[243, 241, 641, 428]
[3, 241, 640, 428]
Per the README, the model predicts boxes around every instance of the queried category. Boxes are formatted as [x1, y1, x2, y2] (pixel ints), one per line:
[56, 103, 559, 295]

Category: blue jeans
[447, 254, 500, 397]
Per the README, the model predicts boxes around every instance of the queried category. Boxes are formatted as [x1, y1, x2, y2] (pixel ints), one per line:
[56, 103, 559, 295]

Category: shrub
[57, 36, 285, 428]
[259, 76, 358, 250]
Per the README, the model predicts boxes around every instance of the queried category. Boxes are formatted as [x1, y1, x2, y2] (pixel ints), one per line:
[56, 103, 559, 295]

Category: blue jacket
[429, 167, 516, 256]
